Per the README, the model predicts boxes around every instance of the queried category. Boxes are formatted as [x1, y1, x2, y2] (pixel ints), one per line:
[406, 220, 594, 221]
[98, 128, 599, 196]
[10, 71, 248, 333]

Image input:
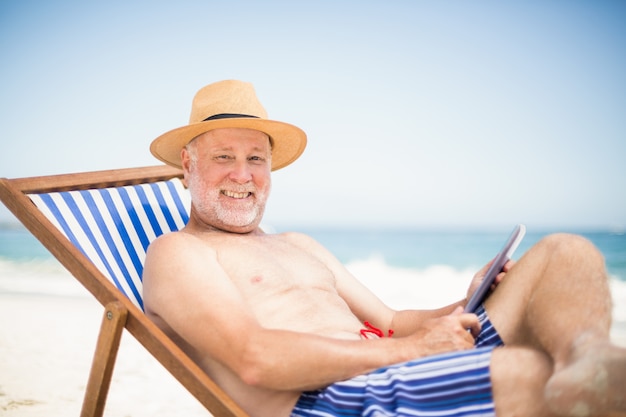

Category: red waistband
[360, 321, 394, 339]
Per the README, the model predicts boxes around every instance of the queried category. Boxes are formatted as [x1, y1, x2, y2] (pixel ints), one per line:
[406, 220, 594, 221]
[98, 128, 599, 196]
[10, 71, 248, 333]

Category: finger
[460, 314, 481, 338]
[502, 259, 515, 272]
[469, 320, 482, 338]
[477, 258, 495, 277]
[450, 306, 464, 316]
[491, 272, 506, 290]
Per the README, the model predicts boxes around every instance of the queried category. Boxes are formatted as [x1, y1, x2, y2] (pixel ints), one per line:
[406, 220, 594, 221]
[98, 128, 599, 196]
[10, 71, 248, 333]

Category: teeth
[223, 190, 250, 199]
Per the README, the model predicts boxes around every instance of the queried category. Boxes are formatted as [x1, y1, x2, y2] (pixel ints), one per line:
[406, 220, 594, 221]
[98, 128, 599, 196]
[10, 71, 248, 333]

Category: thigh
[483, 242, 549, 345]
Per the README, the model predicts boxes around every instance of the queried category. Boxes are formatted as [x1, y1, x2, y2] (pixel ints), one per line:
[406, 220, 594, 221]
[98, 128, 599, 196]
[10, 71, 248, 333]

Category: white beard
[212, 191, 262, 227]
[187, 174, 268, 228]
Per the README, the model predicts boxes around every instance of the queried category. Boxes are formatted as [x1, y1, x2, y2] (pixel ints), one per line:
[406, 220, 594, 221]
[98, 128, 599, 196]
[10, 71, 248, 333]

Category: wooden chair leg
[80, 301, 128, 417]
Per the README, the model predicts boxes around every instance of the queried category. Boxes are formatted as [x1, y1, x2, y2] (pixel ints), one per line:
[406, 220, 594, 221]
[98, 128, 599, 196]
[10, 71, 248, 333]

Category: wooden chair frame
[0, 165, 248, 417]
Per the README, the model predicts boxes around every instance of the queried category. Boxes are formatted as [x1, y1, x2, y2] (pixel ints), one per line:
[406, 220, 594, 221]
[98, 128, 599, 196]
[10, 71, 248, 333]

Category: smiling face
[181, 128, 272, 234]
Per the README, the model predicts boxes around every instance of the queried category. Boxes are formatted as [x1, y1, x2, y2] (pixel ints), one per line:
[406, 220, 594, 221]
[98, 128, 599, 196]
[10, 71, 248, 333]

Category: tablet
[464, 224, 526, 313]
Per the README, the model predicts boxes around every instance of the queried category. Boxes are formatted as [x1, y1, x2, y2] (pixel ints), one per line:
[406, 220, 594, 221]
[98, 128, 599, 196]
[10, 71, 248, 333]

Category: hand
[466, 259, 516, 301]
[404, 307, 480, 357]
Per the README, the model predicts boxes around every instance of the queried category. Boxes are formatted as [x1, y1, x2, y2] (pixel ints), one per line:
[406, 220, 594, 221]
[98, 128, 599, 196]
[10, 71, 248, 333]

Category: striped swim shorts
[291, 305, 504, 417]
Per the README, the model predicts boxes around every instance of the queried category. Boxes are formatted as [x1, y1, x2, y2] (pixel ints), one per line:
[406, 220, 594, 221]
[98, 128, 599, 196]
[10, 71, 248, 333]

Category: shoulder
[277, 231, 343, 266]
[144, 231, 219, 278]
[278, 230, 316, 245]
[147, 230, 215, 256]
[278, 231, 327, 252]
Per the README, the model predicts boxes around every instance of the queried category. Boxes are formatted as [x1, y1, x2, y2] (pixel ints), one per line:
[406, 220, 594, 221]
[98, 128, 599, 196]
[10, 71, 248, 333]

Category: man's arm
[143, 232, 478, 391]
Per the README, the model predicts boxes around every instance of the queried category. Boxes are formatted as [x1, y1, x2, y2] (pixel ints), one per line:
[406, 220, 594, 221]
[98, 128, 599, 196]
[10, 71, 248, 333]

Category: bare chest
[217, 236, 336, 296]
[208, 235, 357, 334]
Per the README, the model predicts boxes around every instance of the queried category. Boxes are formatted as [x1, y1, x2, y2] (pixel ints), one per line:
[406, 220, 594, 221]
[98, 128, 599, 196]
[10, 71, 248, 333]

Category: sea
[1, 223, 625, 340]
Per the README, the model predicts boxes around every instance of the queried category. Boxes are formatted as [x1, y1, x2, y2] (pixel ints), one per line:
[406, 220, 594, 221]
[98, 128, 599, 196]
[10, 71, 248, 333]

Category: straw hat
[150, 80, 307, 171]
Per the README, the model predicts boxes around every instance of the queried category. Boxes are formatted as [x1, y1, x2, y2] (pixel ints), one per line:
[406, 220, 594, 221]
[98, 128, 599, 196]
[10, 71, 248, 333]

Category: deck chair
[0, 165, 248, 417]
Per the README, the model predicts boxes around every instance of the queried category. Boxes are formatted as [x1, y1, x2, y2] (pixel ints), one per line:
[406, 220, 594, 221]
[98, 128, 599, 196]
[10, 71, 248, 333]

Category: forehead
[194, 128, 271, 150]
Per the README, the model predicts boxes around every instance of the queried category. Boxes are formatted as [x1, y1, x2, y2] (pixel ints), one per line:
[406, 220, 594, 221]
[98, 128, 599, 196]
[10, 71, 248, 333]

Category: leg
[491, 346, 626, 417]
[490, 347, 558, 416]
[485, 233, 626, 416]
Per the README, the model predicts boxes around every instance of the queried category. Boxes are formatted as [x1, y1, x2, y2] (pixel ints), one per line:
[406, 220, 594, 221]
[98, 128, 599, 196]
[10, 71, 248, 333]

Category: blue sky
[1, 1, 625, 231]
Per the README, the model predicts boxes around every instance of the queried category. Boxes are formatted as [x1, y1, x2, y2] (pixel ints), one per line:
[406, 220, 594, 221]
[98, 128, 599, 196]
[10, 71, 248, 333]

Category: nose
[228, 160, 253, 184]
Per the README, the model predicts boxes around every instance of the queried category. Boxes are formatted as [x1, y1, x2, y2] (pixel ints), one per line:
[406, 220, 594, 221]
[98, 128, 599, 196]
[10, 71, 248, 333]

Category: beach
[0, 291, 209, 416]
[1, 261, 625, 416]
[0, 251, 210, 416]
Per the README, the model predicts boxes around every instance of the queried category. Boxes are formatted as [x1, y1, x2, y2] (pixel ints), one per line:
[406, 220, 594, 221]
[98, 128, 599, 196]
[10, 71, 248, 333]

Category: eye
[249, 155, 266, 163]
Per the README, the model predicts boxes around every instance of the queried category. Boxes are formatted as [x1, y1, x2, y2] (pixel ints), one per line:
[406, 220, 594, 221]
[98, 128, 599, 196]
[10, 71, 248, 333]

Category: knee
[491, 347, 555, 415]
[536, 233, 604, 265]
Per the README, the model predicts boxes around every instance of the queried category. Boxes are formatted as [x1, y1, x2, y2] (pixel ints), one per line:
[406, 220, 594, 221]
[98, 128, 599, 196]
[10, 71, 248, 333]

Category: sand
[0, 292, 209, 416]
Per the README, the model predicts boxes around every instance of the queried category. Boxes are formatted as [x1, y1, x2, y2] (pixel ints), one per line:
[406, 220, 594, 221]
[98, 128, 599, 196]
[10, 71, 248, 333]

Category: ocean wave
[0, 256, 67, 275]
[0, 257, 87, 297]
[345, 255, 626, 325]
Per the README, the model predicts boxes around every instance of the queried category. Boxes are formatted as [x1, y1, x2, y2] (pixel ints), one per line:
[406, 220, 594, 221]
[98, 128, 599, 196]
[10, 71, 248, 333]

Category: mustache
[219, 182, 257, 194]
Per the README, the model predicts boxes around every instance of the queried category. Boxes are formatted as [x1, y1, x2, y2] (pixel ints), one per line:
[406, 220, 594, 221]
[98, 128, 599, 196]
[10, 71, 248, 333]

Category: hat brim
[150, 118, 307, 171]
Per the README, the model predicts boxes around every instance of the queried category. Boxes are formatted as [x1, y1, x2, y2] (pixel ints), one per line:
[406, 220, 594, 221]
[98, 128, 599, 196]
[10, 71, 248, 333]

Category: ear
[181, 147, 191, 170]
[180, 147, 192, 186]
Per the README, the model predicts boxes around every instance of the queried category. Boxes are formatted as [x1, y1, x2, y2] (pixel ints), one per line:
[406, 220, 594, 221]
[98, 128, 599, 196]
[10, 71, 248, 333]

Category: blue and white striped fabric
[473, 305, 504, 349]
[293, 348, 495, 417]
[29, 178, 191, 310]
[292, 305, 503, 417]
